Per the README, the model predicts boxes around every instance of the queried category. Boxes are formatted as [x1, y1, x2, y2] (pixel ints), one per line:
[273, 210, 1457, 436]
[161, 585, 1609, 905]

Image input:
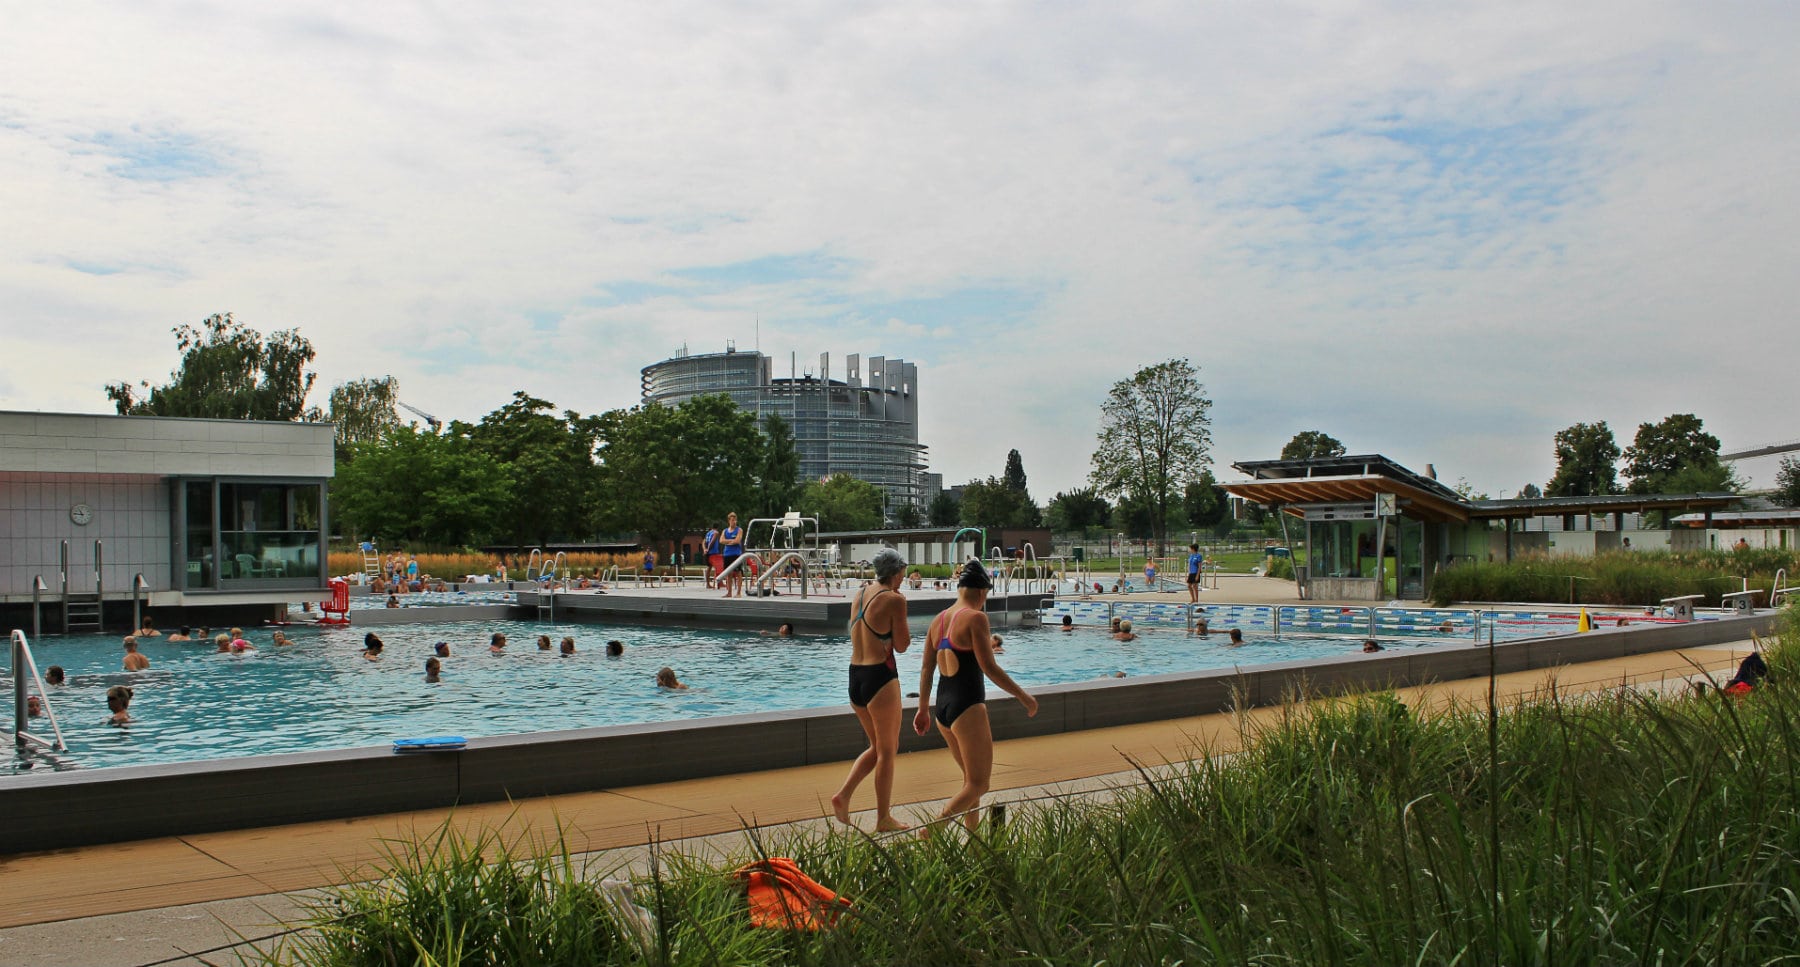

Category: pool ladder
[11, 629, 70, 764]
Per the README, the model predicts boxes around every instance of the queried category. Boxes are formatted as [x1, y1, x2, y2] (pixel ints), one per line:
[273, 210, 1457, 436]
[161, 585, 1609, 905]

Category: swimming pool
[5, 617, 1469, 774]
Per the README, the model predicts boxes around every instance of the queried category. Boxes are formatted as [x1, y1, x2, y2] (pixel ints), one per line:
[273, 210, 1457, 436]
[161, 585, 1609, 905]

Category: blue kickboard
[393, 736, 466, 753]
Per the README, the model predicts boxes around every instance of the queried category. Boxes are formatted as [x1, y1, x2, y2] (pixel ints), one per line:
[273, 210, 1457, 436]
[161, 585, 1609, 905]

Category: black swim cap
[958, 561, 993, 590]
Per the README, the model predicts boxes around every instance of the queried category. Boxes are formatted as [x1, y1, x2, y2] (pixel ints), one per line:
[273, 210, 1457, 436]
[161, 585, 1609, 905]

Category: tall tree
[327, 376, 401, 459]
[593, 395, 763, 553]
[463, 392, 602, 547]
[1279, 430, 1347, 461]
[1088, 359, 1213, 553]
[106, 313, 317, 421]
[1003, 450, 1029, 495]
[1545, 421, 1621, 497]
[960, 476, 1037, 529]
[1046, 487, 1110, 533]
[799, 474, 885, 532]
[927, 491, 961, 527]
[1774, 457, 1800, 508]
[330, 427, 510, 546]
[1624, 413, 1738, 494]
[755, 413, 803, 519]
[1518, 483, 1543, 499]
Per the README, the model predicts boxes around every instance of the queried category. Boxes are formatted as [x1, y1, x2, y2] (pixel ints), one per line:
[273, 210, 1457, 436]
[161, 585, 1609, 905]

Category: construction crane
[1720, 439, 1800, 462]
[398, 401, 443, 433]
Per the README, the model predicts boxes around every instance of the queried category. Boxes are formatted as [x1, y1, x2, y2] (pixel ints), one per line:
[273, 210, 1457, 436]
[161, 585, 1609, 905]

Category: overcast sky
[4, 2, 1796, 497]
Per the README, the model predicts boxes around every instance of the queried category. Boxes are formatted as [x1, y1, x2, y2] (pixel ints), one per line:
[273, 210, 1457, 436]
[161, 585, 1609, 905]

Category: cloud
[1, 1, 1796, 496]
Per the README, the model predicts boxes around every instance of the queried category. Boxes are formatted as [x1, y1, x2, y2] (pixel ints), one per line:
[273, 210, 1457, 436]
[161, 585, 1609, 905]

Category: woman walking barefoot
[915, 560, 1037, 832]
[831, 548, 912, 831]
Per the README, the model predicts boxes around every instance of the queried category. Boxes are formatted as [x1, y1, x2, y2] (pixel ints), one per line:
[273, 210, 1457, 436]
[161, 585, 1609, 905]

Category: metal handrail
[524, 548, 545, 583]
[755, 551, 811, 599]
[549, 551, 568, 588]
[131, 573, 150, 632]
[31, 576, 46, 640]
[94, 539, 104, 600]
[1773, 568, 1788, 606]
[12, 629, 67, 753]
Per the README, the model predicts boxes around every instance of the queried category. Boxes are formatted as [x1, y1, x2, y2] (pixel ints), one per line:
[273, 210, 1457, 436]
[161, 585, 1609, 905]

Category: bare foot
[830, 793, 851, 825]
[874, 816, 910, 834]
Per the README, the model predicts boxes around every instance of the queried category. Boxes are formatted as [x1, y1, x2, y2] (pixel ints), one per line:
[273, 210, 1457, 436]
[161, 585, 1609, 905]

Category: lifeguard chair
[318, 577, 352, 625]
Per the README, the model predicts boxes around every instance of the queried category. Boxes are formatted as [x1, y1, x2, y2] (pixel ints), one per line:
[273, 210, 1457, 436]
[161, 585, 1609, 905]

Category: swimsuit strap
[940, 606, 977, 652]
[853, 586, 896, 642]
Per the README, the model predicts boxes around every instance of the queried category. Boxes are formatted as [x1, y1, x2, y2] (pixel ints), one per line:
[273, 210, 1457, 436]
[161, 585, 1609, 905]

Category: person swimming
[606, 640, 624, 656]
[363, 634, 384, 660]
[537, 634, 553, 651]
[656, 666, 687, 689]
[425, 657, 442, 682]
[1112, 620, 1137, 642]
[560, 636, 576, 656]
[490, 632, 507, 654]
[106, 685, 134, 726]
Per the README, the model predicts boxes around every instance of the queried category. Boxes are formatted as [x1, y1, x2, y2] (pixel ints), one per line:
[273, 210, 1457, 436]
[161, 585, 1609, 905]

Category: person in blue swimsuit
[914, 560, 1038, 832]
[1186, 543, 1205, 603]
[831, 548, 912, 832]
[719, 512, 744, 598]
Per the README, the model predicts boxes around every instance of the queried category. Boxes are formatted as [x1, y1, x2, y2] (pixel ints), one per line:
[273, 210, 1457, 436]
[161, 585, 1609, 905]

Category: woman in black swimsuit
[831, 548, 912, 832]
[914, 560, 1038, 832]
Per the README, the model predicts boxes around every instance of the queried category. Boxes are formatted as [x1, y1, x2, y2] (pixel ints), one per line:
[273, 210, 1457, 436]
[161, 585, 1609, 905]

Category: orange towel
[734, 857, 852, 930]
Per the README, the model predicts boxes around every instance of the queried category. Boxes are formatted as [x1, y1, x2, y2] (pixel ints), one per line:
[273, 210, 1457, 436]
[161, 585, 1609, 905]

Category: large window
[178, 479, 326, 590]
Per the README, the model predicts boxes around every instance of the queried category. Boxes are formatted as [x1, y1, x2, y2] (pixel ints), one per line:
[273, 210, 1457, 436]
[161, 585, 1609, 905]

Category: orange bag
[734, 857, 852, 930]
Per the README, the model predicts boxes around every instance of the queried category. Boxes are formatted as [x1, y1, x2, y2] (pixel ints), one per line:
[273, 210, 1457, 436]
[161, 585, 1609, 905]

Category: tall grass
[1429, 547, 1800, 606]
[271, 613, 1800, 966]
[325, 550, 643, 581]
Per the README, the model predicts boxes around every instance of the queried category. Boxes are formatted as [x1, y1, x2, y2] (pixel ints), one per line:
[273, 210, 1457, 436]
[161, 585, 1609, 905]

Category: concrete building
[641, 346, 928, 514]
[0, 411, 333, 632]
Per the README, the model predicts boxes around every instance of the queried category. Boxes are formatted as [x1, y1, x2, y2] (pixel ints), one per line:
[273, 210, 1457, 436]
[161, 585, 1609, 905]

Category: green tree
[755, 414, 803, 519]
[960, 476, 1040, 529]
[1046, 487, 1110, 533]
[1518, 482, 1543, 499]
[106, 313, 318, 421]
[927, 492, 961, 527]
[800, 474, 884, 532]
[1545, 421, 1621, 497]
[1003, 450, 1029, 495]
[463, 393, 603, 547]
[330, 427, 510, 546]
[327, 376, 401, 460]
[1774, 457, 1800, 508]
[893, 501, 923, 528]
[1279, 430, 1347, 461]
[1184, 470, 1229, 527]
[594, 396, 764, 553]
[1624, 413, 1739, 494]
[1088, 359, 1213, 553]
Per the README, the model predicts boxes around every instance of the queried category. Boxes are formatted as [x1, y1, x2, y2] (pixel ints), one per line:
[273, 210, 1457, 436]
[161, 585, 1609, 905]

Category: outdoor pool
[7, 615, 1471, 774]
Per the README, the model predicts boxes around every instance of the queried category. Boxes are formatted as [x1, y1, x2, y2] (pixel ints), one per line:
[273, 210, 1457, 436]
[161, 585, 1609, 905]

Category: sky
[4, 1, 1797, 499]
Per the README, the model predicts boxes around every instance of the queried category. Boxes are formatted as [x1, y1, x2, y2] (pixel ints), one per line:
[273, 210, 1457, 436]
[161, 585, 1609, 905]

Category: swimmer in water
[1112, 620, 1137, 642]
[363, 634, 384, 660]
[560, 636, 576, 656]
[490, 632, 507, 655]
[106, 685, 134, 726]
[425, 657, 441, 682]
[606, 640, 624, 657]
[537, 634, 553, 651]
[656, 666, 687, 689]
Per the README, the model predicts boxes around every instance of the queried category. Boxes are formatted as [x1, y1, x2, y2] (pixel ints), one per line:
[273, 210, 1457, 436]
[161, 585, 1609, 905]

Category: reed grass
[1429, 548, 1800, 606]
[270, 611, 1800, 966]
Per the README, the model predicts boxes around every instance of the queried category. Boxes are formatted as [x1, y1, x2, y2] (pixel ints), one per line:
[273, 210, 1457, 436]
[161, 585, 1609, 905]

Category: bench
[1660, 594, 1705, 621]
[1719, 589, 1765, 615]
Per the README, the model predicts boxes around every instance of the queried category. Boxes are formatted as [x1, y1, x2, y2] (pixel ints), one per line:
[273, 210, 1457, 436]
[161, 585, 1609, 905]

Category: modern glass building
[641, 346, 928, 513]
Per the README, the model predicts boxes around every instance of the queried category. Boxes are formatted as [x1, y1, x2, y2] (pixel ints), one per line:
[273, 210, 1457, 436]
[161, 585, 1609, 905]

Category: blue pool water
[5, 616, 1473, 774]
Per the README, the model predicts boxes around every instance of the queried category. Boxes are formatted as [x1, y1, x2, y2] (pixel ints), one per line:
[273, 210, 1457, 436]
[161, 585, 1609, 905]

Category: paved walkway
[0, 636, 1755, 967]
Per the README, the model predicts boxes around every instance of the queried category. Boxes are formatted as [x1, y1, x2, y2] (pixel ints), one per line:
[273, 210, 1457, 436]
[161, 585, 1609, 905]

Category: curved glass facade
[641, 348, 928, 513]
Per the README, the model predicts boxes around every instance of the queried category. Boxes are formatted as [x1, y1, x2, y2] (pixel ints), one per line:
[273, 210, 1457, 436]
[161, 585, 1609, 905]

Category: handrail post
[59, 540, 70, 633]
[132, 573, 149, 633]
[32, 576, 45, 640]
[13, 633, 24, 747]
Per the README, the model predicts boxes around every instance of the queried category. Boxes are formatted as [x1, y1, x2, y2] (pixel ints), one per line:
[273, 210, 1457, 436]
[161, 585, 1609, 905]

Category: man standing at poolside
[1186, 543, 1205, 604]
[720, 511, 744, 598]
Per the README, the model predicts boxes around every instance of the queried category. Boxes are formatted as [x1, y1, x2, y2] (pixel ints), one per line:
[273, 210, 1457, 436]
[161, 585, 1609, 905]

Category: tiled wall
[0, 472, 171, 596]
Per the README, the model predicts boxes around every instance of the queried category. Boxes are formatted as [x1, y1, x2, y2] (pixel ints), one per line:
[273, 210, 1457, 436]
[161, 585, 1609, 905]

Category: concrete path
[0, 637, 1755, 967]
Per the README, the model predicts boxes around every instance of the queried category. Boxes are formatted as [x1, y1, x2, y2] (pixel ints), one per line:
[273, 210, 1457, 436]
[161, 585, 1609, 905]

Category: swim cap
[871, 548, 907, 582]
[958, 560, 993, 590]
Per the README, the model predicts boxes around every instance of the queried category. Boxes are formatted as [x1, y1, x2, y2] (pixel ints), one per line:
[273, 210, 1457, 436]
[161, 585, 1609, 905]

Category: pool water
[5, 618, 1464, 774]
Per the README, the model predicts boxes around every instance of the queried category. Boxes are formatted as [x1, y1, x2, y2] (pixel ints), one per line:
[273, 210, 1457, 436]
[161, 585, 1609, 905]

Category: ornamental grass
[1428, 548, 1800, 607]
[268, 608, 1800, 966]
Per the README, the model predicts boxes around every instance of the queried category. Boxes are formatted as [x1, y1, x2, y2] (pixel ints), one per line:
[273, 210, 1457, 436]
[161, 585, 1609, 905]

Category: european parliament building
[640, 346, 930, 513]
